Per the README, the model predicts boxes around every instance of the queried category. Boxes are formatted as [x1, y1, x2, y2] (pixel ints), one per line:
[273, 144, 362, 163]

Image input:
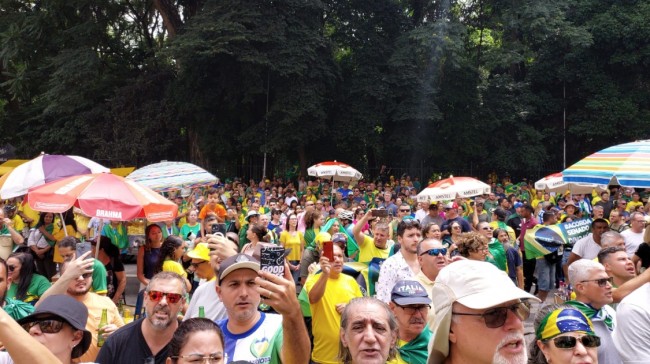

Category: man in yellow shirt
[352, 209, 393, 262]
[387, 280, 432, 364]
[305, 244, 363, 364]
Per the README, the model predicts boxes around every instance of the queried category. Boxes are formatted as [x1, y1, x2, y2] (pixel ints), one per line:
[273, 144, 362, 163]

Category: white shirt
[621, 229, 645, 257]
[184, 279, 227, 322]
[592, 305, 622, 364]
[375, 251, 417, 303]
[614, 283, 650, 363]
[572, 233, 602, 260]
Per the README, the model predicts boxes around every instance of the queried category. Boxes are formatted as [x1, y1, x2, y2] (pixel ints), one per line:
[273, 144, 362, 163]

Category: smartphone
[211, 223, 226, 235]
[371, 209, 388, 218]
[322, 241, 334, 261]
[260, 246, 286, 278]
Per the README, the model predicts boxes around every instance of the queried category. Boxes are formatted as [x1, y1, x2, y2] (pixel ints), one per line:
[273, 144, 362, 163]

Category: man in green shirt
[57, 236, 108, 297]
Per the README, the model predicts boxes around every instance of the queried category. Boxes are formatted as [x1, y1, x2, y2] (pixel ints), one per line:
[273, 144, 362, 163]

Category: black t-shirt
[96, 319, 170, 364]
[635, 243, 650, 269]
[105, 259, 125, 299]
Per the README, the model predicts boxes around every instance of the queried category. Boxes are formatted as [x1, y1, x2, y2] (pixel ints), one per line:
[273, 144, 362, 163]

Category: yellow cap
[187, 243, 210, 261]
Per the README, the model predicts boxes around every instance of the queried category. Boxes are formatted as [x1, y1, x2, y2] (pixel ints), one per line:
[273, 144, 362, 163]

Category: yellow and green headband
[536, 307, 595, 340]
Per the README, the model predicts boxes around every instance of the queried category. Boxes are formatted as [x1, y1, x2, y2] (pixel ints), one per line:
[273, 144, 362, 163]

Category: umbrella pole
[95, 220, 105, 257]
[60, 213, 68, 237]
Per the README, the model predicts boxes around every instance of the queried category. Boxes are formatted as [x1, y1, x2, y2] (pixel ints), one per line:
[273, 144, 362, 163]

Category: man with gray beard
[96, 271, 186, 364]
[428, 260, 540, 364]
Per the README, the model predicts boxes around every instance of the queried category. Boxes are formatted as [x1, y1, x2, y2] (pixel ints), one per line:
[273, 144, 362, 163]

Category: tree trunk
[152, 0, 183, 38]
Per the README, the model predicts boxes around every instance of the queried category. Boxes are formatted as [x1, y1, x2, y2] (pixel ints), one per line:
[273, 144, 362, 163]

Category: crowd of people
[0, 173, 650, 363]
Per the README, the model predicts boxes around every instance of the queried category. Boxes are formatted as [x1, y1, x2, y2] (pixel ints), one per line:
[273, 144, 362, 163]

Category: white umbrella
[535, 172, 607, 194]
[417, 176, 490, 202]
[307, 161, 362, 182]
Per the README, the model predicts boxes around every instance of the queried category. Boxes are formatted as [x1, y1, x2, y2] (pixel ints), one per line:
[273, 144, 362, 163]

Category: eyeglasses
[452, 226, 461, 230]
[21, 319, 65, 334]
[421, 248, 447, 256]
[452, 301, 530, 328]
[7, 265, 16, 272]
[580, 277, 613, 287]
[170, 353, 225, 363]
[190, 261, 208, 268]
[399, 209, 411, 213]
[481, 226, 493, 231]
[147, 290, 183, 304]
[396, 304, 430, 315]
[549, 335, 601, 349]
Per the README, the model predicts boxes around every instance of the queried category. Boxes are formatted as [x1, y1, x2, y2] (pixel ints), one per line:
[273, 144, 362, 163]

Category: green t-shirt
[91, 258, 108, 295]
[180, 223, 201, 240]
[7, 274, 51, 304]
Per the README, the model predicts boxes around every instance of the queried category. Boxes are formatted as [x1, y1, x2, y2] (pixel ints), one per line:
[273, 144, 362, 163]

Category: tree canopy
[1, 0, 648, 181]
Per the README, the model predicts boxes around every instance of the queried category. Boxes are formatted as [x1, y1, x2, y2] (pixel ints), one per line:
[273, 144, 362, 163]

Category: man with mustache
[96, 271, 185, 364]
[387, 280, 431, 364]
[428, 260, 539, 364]
[306, 243, 363, 363]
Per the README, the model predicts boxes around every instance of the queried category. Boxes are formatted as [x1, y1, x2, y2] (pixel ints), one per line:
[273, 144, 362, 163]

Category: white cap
[428, 260, 539, 364]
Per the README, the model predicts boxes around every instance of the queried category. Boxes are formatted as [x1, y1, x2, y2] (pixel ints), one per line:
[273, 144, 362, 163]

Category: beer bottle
[198, 306, 205, 318]
[97, 308, 108, 347]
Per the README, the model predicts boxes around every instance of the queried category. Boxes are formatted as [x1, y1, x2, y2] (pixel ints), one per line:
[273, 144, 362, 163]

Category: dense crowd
[0, 173, 650, 363]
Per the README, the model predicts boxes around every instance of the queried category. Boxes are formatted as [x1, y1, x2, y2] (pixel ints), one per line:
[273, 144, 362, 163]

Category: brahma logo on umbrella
[95, 210, 123, 219]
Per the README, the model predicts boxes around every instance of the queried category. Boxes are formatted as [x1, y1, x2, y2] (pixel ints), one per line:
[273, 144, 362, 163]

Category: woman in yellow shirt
[154, 235, 191, 292]
[279, 213, 304, 285]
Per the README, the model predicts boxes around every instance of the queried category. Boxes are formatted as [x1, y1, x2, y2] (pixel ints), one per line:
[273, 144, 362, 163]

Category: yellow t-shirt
[279, 230, 303, 261]
[489, 221, 516, 242]
[304, 273, 363, 364]
[77, 292, 125, 362]
[627, 201, 643, 212]
[387, 340, 410, 364]
[10, 215, 24, 232]
[18, 202, 40, 228]
[359, 235, 392, 263]
[162, 259, 188, 279]
[52, 225, 77, 263]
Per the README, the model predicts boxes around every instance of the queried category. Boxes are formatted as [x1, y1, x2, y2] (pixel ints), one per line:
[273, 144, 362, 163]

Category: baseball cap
[332, 233, 347, 245]
[18, 295, 92, 359]
[443, 202, 457, 210]
[218, 254, 260, 284]
[245, 210, 260, 222]
[187, 243, 210, 261]
[514, 202, 523, 208]
[428, 260, 539, 364]
[391, 280, 432, 306]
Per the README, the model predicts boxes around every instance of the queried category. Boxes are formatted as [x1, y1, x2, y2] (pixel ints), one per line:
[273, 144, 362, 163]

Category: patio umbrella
[307, 161, 363, 182]
[416, 176, 491, 202]
[535, 172, 607, 194]
[0, 154, 109, 199]
[562, 140, 650, 188]
[27, 173, 178, 222]
[126, 161, 217, 193]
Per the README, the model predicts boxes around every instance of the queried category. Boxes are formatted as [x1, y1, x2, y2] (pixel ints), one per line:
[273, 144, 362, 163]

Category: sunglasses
[399, 209, 411, 213]
[550, 335, 601, 349]
[190, 261, 208, 268]
[147, 290, 183, 304]
[452, 301, 530, 328]
[21, 319, 65, 334]
[580, 277, 613, 287]
[421, 248, 447, 256]
[481, 226, 493, 230]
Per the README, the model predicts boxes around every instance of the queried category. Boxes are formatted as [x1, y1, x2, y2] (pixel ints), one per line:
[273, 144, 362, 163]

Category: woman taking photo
[6, 252, 51, 305]
[167, 318, 225, 364]
[529, 304, 600, 363]
[442, 221, 463, 254]
[279, 213, 304, 285]
[154, 235, 192, 292]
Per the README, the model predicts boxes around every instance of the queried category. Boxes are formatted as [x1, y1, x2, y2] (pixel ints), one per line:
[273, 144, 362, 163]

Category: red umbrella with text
[27, 173, 178, 222]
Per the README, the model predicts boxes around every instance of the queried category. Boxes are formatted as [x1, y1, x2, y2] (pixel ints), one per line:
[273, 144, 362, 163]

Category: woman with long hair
[241, 224, 271, 256]
[279, 213, 305, 285]
[442, 221, 463, 255]
[30, 212, 57, 280]
[6, 252, 51, 305]
[167, 318, 225, 364]
[494, 228, 525, 289]
[154, 235, 191, 291]
[135, 224, 164, 316]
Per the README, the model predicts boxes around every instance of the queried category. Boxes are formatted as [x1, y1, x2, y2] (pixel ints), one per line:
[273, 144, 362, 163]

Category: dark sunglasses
[580, 277, 613, 287]
[452, 301, 530, 328]
[550, 335, 601, 349]
[190, 261, 208, 268]
[21, 319, 65, 334]
[147, 290, 183, 304]
[421, 248, 447, 256]
[399, 209, 411, 213]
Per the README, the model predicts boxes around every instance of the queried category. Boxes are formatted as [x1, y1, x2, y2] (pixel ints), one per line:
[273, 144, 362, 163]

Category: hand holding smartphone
[322, 241, 334, 261]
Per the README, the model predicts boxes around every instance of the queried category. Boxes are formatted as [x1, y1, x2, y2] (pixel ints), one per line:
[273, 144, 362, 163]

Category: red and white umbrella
[535, 172, 607, 194]
[0, 154, 109, 199]
[307, 161, 362, 182]
[416, 176, 491, 202]
[27, 173, 178, 222]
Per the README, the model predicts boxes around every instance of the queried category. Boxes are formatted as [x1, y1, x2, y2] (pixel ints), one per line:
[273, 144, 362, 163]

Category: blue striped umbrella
[562, 140, 650, 187]
[126, 161, 217, 193]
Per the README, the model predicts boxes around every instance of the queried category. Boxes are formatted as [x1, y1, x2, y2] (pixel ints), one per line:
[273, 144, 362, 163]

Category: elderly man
[305, 243, 363, 363]
[388, 280, 431, 364]
[566, 259, 622, 364]
[97, 272, 185, 363]
[621, 212, 645, 257]
[414, 238, 448, 327]
[600, 231, 627, 250]
[339, 297, 398, 364]
[376, 220, 422, 302]
[428, 260, 539, 364]
[353, 209, 394, 262]
[216, 253, 310, 363]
